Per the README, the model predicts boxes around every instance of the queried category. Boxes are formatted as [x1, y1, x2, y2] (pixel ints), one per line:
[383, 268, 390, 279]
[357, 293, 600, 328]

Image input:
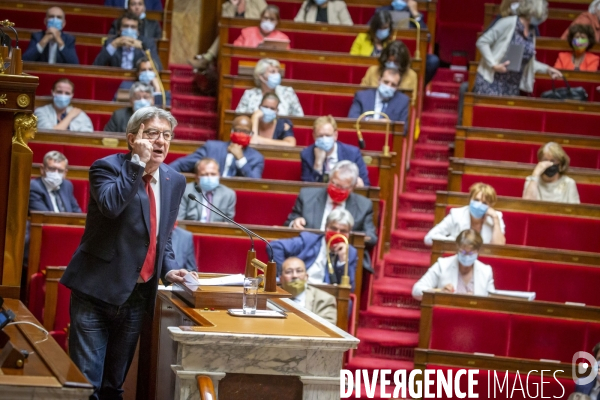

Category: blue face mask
[121, 27, 139, 39]
[53, 94, 71, 109]
[199, 176, 220, 193]
[457, 252, 478, 267]
[385, 61, 398, 69]
[139, 70, 156, 84]
[266, 72, 281, 89]
[376, 28, 390, 41]
[314, 0, 328, 5]
[133, 98, 151, 111]
[315, 136, 335, 152]
[378, 82, 396, 99]
[260, 106, 277, 123]
[139, 12, 146, 20]
[391, 0, 407, 11]
[47, 17, 63, 31]
[469, 199, 489, 219]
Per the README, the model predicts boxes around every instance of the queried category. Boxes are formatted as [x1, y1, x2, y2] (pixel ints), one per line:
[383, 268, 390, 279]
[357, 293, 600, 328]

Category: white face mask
[260, 20, 276, 33]
[42, 170, 64, 190]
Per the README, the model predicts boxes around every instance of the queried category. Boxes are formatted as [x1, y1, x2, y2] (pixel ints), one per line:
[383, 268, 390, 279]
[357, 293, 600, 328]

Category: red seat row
[9, 10, 117, 35]
[20, 39, 101, 65]
[533, 76, 600, 102]
[31, 70, 124, 101]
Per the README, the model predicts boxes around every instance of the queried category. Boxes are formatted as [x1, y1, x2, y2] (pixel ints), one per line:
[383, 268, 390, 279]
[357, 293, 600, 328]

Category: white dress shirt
[324, 143, 338, 174]
[106, 42, 135, 69]
[292, 288, 307, 307]
[36, 41, 64, 64]
[373, 91, 389, 120]
[319, 196, 347, 230]
[222, 153, 248, 177]
[307, 238, 329, 284]
[41, 179, 60, 212]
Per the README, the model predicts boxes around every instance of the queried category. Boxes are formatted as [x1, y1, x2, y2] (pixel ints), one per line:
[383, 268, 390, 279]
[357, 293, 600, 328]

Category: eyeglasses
[143, 129, 173, 141]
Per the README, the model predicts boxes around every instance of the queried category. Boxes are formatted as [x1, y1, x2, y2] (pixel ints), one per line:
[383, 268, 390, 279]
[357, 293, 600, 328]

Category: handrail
[197, 375, 216, 400]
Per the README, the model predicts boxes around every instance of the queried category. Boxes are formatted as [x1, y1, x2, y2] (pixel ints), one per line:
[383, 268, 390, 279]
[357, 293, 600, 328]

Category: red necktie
[140, 175, 157, 282]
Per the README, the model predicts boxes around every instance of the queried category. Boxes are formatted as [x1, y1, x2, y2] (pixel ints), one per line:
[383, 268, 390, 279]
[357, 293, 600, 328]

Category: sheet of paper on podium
[183, 273, 246, 286]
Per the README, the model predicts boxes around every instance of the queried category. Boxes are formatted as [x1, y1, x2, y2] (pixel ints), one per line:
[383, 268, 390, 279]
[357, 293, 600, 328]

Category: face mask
[266, 72, 281, 89]
[325, 230, 348, 248]
[230, 131, 252, 147]
[42, 171, 64, 190]
[314, 0, 328, 5]
[573, 37, 589, 52]
[139, 12, 146, 19]
[260, 20, 276, 34]
[47, 17, 63, 31]
[281, 279, 306, 297]
[457, 252, 478, 267]
[391, 0, 407, 11]
[469, 199, 489, 219]
[121, 27, 138, 39]
[138, 70, 156, 84]
[260, 106, 277, 123]
[510, 2, 519, 13]
[385, 61, 398, 69]
[53, 94, 71, 109]
[543, 164, 560, 178]
[315, 136, 335, 152]
[378, 82, 396, 99]
[133, 98, 151, 111]
[529, 16, 546, 26]
[376, 28, 390, 41]
[327, 183, 351, 203]
[199, 176, 220, 193]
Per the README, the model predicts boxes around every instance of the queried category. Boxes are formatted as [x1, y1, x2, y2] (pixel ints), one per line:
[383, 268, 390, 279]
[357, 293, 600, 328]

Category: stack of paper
[183, 273, 246, 286]
[489, 289, 536, 301]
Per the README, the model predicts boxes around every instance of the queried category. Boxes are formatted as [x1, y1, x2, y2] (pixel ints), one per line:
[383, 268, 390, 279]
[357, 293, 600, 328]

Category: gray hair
[129, 81, 153, 100]
[568, 394, 591, 400]
[590, 0, 600, 14]
[517, 0, 548, 20]
[331, 160, 359, 187]
[253, 58, 280, 87]
[326, 208, 354, 229]
[43, 150, 68, 167]
[125, 106, 178, 149]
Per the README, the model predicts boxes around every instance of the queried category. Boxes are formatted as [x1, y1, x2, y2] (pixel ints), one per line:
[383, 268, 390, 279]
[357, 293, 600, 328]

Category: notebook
[501, 43, 525, 72]
[390, 11, 410, 30]
[258, 38, 290, 50]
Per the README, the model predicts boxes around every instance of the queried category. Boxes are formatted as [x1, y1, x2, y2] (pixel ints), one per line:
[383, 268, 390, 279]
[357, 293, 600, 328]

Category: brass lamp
[144, 49, 167, 107]
[355, 111, 391, 156]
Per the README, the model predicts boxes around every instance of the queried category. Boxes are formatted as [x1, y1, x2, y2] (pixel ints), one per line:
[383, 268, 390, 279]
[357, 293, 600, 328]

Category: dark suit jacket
[22, 31, 79, 64]
[371, 5, 429, 30]
[300, 142, 370, 186]
[576, 379, 597, 399]
[169, 140, 265, 178]
[272, 231, 358, 290]
[29, 177, 82, 213]
[104, 0, 163, 11]
[171, 227, 197, 272]
[348, 88, 410, 129]
[60, 153, 186, 305]
[93, 34, 163, 70]
[109, 18, 162, 39]
[284, 186, 377, 247]
[104, 107, 134, 133]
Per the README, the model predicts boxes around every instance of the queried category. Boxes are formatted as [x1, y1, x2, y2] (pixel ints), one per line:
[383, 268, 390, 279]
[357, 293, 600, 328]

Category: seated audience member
[170, 116, 265, 178]
[105, 82, 153, 132]
[109, 0, 162, 39]
[301, 115, 370, 186]
[473, 0, 561, 97]
[361, 41, 418, 104]
[424, 183, 506, 246]
[555, 24, 599, 71]
[115, 57, 170, 106]
[233, 5, 291, 49]
[348, 67, 410, 126]
[274, 209, 359, 290]
[105, 0, 162, 11]
[171, 225, 198, 272]
[279, 257, 338, 324]
[93, 11, 163, 70]
[235, 58, 304, 116]
[574, 343, 600, 398]
[29, 151, 82, 213]
[413, 229, 495, 300]
[285, 160, 377, 248]
[34, 78, 93, 132]
[294, 0, 353, 25]
[350, 10, 393, 57]
[523, 142, 580, 204]
[22, 6, 79, 64]
[561, 0, 600, 42]
[178, 158, 237, 222]
[250, 93, 296, 147]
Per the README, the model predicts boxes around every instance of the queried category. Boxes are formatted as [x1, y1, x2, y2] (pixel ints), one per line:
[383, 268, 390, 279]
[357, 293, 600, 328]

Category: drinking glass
[243, 277, 260, 315]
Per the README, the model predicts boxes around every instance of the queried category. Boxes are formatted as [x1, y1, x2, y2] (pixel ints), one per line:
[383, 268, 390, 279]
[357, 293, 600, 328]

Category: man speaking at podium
[60, 107, 189, 399]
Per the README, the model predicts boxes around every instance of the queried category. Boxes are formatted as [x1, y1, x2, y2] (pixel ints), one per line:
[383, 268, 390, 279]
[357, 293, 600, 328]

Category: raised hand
[331, 242, 348, 262]
[533, 160, 554, 177]
[131, 123, 152, 164]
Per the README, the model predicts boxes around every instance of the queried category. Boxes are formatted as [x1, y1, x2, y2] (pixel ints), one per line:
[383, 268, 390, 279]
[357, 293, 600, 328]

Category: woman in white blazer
[413, 229, 496, 300]
[294, 0, 353, 26]
[424, 183, 506, 246]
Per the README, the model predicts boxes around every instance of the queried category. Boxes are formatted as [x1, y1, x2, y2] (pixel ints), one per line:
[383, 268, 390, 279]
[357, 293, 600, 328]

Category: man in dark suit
[22, 6, 79, 64]
[170, 115, 264, 178]
[348, 67, 409, 130]
[60, 107, 188, 399]
[93, 11, 163, 70]
[575, 342, 600, 399]
[171, 225, 198, 272]
[29, 151, 82, 213]
[108, 0, 162, 39]
[105, 82, 153, 132]
[301, 115, 370, 187]
[105, 0, 163, 11]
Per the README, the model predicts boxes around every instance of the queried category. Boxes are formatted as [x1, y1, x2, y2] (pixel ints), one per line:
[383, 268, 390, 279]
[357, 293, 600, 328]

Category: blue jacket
[169, 140, 265, 179]
[171, 226, 197, 272]
[348, 88, 410, 129]
[272, 231, 358, 291]
[29, 177, 82, 213]
[60, 153, 186, 305]
[22, 31, 79, 64]
[93, 34, 163, 70]
[104, 0, 163, 11]
[576, 379, 597, 399]
[300, 142, 370, 186]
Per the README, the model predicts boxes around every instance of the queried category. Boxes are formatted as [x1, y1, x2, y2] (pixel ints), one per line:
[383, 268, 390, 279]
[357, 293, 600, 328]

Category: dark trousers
[425, 53, 440, 85]
[69, 282, 153, 400]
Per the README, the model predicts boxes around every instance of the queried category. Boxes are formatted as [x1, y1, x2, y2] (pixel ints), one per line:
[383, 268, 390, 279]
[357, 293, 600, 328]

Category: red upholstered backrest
[28, 272, 46, 322]
[86, 113, 114, 131]
[530, 262, 600, 306]
[30, 143, 66, 164]
[536, 19, 572, 38]
[270, 1, 387, 25]
[6, 9, 115, 34]
[53, 283, 72, 333]
[234, 191, 296, 226]
[262, 159, 301, 181]
[533, 77, 600, 102]
[478, 256, 531, 292]
[34, 73, 124, 101]
[192, 235, 268, 274]
[38, 226, 84, 274]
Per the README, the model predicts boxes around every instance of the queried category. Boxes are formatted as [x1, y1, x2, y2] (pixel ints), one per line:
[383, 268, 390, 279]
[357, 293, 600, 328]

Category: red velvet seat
[32, 71, 124, 101]
[533, 77, 600, 103]
[84, 112, 116, 131]
[192, 235, 268, 274]
[234, 191, 296, 226]
[9, 10, 118, 34]
[478, 256, 531, 292]
[70, 180, 90, 213]
[50, 283, 71, 351]
[20, 39, 100, 65]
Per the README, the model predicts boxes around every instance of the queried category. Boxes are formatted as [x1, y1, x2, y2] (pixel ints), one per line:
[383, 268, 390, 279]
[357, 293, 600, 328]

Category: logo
[572, 351, 599, 385]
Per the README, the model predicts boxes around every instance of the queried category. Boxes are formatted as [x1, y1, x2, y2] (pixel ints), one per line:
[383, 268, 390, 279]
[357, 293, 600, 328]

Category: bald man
[23, 7, 79, 64]
[280, 257, 337, 325]
[169, 115, 265, 178]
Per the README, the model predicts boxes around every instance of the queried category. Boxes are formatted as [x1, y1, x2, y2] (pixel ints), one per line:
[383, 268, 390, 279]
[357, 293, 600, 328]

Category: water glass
[243, 277, 260, 315]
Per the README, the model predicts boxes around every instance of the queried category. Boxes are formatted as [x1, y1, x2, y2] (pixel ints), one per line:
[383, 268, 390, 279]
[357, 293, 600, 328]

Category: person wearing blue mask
[23, 7, 79, 64]
[424, 183, 506, 247]
[93, 11, 163, 70]
[104, 0, 162, 11]
[350, 9, 393, 57]
[294, 0, 353, 25]
[249, 93, 296, 147]
[348, 67, 410, 130]
[300, 115, 370, 187]
[104, 82, 154, 132]
[34, 78, 93, 132]
[236, 58, 304, 116]
[114, 57, 171, 106]
[412, 229, 496, 300]
[178, 158, 237, 223]
[108, 0, 162, 39]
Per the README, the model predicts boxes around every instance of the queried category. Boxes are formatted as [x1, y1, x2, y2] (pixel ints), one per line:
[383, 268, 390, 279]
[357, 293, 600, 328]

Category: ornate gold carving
[0, 54, 9, 74]
[16, 94, 30, 108]
[0, 94, 6, 104]
[12, 112, 37, 149]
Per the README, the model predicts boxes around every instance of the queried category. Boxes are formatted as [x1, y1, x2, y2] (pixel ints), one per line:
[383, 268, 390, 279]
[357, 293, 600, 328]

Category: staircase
[347, 68, 465, 398]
